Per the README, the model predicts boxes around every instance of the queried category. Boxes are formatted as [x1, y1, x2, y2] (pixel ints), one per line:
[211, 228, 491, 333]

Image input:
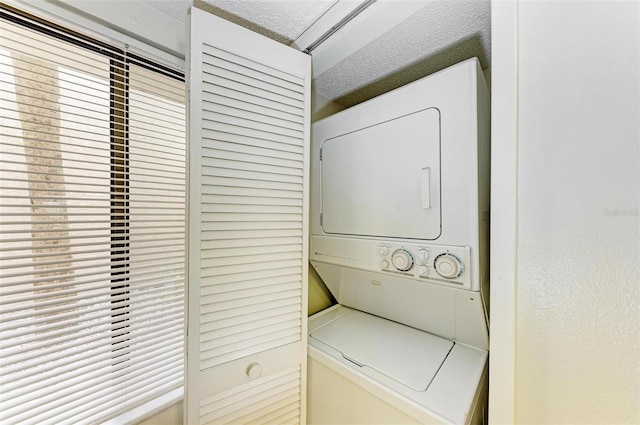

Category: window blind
[0, 7, 186, 424]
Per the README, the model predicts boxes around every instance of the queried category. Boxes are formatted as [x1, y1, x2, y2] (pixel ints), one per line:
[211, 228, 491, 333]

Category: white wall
[491, 1, 639, 423]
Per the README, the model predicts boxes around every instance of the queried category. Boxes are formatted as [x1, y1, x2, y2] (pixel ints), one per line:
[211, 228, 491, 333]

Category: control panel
[376, 242, 471, 288]
[310, 235, 475, 290]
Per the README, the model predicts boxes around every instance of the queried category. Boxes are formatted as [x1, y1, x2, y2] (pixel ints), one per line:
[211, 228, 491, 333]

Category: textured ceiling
[314, 0, 491, 107]
[141, 0, 336, 44]
[142, 0, 491, 107]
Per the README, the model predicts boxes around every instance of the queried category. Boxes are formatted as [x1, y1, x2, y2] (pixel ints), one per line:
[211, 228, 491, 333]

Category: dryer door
[320, 108, 441, 240]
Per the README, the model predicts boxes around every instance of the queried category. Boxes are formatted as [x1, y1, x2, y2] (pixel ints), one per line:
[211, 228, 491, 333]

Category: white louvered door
[186, 8, 310, 425]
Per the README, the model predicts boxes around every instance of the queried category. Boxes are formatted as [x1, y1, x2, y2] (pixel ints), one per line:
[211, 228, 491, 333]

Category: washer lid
[310, 310, 453, 391]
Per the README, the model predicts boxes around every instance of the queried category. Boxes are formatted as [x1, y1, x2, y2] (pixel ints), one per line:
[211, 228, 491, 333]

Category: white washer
[308, 58, 490, 424]
[308, 306, 487, 424]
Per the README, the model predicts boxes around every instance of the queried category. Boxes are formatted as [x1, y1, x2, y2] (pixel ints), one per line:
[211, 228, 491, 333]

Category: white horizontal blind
[198, 45, 306, 370]
[0, 8, 185, 424]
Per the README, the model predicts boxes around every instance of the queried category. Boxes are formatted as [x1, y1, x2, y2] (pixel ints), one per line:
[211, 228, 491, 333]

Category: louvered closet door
[186, 8, 310, 425]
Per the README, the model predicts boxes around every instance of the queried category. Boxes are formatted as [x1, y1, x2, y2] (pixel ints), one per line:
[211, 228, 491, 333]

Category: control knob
[391, 248, 414, 272]
[434, 253, 464, 279]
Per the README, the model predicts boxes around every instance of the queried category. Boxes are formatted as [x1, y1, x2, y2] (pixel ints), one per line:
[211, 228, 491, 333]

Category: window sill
[103, 387, 183, 425]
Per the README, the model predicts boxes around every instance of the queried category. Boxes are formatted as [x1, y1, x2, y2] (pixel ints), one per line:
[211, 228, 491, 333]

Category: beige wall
[308, 263, 335, 316]
[511, 1, 639, 423]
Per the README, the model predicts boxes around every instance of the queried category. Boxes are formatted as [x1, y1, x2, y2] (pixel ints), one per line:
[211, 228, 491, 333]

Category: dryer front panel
[320, 108, 441, 240]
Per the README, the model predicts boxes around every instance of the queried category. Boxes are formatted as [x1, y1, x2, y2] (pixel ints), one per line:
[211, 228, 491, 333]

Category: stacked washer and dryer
[307, 58, 490, 424]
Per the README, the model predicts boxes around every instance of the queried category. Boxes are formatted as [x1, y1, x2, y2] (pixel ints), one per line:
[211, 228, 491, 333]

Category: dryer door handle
[421, 167, 431, 209]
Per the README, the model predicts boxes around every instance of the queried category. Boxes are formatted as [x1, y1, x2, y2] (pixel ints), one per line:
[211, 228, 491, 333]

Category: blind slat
[0, 238, 184, 258]
[3, 349, 183, 423]
[52, 370, 182, 425]
[0, 239, 184, 261]
[1, 312, 183, 367]
[0, 250, 184, 280]
[1, 77, 184, 123]
[67, 376, 182, 425]
[0, 280, 183, 314]
[1, 136, 186, 164]
[1, 291, 184, 334]
[1, 322, 183, 396]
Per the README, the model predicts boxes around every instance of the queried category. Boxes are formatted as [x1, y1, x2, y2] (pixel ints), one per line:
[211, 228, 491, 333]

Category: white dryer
[308, 58, 490, 424]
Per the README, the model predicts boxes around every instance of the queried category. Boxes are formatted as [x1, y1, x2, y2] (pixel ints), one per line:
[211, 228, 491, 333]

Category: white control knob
[418, 249, 429, 261]
[418, 265, 429, 276]
[391, 248, 414, 272]
[380, 260, 390, 269]
[246, 362, 262, 380]
[434, 253, 464, 279]
[379, 246, 389, 255]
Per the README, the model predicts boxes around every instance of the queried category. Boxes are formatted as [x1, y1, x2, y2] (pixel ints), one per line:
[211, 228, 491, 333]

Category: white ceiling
[141, 0, 336, 43]
[142, 0, 491, 108]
